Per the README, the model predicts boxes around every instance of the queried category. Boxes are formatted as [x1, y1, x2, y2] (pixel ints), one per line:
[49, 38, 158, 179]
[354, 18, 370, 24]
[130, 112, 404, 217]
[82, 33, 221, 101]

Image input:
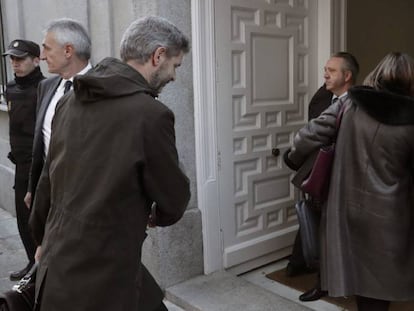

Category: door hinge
[217, 151, 222, 171]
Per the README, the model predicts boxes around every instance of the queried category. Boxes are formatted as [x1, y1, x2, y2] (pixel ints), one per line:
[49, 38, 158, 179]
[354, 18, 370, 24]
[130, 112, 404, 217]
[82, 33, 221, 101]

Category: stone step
[166, 271, 312, 311]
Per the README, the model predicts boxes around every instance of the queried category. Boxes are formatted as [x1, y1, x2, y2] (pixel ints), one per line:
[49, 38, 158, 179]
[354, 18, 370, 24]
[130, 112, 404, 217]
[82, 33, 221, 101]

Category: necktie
[63, 80, 72, 94]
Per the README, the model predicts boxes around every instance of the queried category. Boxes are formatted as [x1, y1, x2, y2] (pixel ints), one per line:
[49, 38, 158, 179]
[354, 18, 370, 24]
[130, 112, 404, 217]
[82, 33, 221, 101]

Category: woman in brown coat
[286, 52, 414, 310]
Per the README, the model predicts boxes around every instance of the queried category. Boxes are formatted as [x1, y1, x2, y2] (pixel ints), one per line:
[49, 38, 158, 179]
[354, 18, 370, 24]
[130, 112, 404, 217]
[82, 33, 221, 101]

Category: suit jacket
[28, 76, 61, 199]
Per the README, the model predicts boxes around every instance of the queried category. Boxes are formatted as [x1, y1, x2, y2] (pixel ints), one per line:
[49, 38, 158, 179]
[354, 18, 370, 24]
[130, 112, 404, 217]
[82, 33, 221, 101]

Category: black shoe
[299, 287, 328, 302]
[10, 262, 33, 281]
[285, 263, 316, 277]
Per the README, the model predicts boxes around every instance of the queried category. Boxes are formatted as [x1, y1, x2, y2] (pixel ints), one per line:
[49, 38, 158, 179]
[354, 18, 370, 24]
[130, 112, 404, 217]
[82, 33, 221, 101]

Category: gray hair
[44, 18, 91, 61]
[332, 51, 359, 84]
[120, 16, 190, 63]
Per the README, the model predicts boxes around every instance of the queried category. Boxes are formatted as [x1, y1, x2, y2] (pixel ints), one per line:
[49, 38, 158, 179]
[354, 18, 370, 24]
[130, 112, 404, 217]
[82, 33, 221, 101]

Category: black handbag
[0, 263, 37, 311]
[295, 194, 321, 269]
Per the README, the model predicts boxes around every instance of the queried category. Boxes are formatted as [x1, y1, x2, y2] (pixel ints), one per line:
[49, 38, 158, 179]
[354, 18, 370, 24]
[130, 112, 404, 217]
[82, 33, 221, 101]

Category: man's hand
[35, 246, 42, 262]
[24, 192, 32, 209]
[147, 202, 157, 228]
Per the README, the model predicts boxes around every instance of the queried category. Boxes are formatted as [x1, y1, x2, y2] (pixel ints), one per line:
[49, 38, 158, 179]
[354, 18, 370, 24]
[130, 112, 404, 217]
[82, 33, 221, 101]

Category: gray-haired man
[30, 16, 191, 311]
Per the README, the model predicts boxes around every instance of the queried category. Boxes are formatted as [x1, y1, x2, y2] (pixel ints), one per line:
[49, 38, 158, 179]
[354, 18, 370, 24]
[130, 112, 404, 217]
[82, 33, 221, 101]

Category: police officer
[3, 39, 45, 280]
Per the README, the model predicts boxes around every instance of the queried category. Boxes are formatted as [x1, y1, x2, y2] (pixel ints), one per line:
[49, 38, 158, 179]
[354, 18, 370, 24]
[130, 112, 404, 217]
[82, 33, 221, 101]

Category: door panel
[215, 0, 317, 269]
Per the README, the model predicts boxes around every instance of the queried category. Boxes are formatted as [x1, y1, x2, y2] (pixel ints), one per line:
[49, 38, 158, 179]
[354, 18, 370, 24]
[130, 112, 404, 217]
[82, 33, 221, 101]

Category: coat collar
[349, 86, 414, 125]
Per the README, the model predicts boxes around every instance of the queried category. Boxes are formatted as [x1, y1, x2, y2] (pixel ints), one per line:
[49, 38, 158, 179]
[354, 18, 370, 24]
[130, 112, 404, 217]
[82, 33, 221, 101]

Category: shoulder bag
[0, 263, 37, 311]
[300, 102, 347, 201]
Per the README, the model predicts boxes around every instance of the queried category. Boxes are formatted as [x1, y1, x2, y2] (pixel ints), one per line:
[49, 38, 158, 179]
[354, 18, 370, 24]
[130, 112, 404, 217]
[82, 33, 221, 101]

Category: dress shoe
[285, 262, 316, 277]
[10, 262, 33, 281]
[299, 287, 328, 302]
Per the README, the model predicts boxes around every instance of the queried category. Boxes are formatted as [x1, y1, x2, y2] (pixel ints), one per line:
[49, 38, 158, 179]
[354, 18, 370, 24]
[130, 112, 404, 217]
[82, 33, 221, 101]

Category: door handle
[271, 148, 280, 157]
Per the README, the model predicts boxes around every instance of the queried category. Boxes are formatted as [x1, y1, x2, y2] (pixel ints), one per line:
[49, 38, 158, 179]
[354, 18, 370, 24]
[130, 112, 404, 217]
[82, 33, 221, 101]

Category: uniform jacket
[6, 67, 44, 164]
[29, 57, 191, 311]
[28, 75, 61, 197]
[288, 86, 414, 300]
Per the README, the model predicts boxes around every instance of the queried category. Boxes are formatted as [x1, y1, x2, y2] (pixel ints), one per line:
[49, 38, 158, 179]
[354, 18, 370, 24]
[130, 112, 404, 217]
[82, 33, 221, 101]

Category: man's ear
[33, 57, 40, 67]
[152, 47, 167, 66]
[344, 70, 352, 84]
[64, 44, 74, 59]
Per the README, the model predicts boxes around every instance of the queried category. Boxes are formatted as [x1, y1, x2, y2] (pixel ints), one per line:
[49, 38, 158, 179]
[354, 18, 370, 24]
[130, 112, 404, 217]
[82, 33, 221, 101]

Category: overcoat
[29, 57, 191, 310]
[288, 86, 414, 301]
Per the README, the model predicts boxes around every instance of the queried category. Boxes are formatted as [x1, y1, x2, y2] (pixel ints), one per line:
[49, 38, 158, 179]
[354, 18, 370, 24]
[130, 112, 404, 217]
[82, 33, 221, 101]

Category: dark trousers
[290, 214, 321, 269]
[14, 163, 36, 264]
[289, 231, 307, 268]
[154, 302, 168, 311]
[356, 296, 390, 311]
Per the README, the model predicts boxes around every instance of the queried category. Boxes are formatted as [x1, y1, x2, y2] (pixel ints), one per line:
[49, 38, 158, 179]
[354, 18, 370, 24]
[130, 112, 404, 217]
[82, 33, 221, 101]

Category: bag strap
[335, 99, 348, 130]
[333, 99, 348, 142]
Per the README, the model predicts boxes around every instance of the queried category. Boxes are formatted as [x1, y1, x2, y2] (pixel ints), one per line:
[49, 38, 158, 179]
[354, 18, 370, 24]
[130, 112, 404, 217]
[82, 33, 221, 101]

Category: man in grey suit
[24, 18, 92, 210]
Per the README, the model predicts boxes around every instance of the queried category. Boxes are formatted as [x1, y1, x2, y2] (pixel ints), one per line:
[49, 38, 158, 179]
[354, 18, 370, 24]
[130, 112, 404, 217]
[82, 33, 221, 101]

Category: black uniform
[6, 66, 45, 265]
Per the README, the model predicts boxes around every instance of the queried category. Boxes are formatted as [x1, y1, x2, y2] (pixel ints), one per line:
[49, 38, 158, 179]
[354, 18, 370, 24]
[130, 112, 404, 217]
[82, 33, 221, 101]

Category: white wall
[0, 0, 202, 288]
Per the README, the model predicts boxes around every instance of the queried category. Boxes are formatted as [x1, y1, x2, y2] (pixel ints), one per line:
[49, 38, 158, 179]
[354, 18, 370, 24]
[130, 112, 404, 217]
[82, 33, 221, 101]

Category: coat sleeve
[287, 100, 344, 169]
[27, 80, 46, 196]
[28, 143, 51, 245]
[142, 107, 190, 227]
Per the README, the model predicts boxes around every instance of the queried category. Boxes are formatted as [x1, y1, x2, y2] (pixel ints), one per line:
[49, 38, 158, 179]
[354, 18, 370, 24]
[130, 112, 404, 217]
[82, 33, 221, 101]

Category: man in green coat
[29, 16, 190, 311]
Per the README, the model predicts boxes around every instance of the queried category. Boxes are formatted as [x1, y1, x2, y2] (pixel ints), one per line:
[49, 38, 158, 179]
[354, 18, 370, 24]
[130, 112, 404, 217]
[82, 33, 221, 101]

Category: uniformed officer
[3, 39, 45, 280]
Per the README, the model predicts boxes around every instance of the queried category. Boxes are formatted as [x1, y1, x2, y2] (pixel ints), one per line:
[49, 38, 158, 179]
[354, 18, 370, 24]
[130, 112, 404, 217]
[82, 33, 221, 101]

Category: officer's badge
[13, 41, 19, 47]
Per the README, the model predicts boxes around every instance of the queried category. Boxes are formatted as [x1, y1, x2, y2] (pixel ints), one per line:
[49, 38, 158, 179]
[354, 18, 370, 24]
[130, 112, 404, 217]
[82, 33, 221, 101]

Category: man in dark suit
[285, 52, 359, 302]
[285, 84, 332, 278]
[24, 18, 92, 210]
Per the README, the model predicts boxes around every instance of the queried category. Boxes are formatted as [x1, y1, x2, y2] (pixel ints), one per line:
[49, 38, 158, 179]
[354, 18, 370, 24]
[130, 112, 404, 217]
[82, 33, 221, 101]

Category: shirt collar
[60, 62, 93, 88]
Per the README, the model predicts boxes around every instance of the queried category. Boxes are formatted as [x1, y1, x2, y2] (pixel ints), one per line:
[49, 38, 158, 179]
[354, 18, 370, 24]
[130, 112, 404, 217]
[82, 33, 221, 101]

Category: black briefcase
[295, 196, 320, 269]
[0, 264, 37, 311]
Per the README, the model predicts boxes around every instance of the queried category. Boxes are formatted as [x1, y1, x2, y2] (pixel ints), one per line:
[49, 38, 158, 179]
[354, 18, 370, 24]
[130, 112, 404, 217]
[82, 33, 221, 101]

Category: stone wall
[0, 0, 202, 288]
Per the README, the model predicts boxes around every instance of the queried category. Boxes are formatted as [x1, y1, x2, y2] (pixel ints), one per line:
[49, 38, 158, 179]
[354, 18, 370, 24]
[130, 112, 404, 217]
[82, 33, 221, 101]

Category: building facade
[1, 0, 413, 291]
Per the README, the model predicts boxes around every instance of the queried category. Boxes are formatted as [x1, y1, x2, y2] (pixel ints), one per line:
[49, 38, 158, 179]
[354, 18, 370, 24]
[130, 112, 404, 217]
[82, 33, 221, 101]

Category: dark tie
[63, 80, 72, 94]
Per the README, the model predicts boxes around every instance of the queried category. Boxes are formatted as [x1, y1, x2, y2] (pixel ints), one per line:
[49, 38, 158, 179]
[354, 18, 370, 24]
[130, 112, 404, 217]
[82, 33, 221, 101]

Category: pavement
[0, 207, 27, 293]
[0, 207, 185, 310]
[0, 207, 332, 310]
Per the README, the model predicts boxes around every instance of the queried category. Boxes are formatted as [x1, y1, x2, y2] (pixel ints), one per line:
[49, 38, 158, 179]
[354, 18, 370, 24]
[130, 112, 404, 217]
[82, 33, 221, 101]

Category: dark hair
[332, 51, 359, 84]
[363, 52, 414, 96]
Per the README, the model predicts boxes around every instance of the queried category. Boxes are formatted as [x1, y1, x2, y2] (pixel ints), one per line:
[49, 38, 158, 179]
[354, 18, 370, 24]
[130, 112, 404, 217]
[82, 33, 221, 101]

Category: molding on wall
[332, 0, 347, 52]
[191, 0, 222, 274]
[317, 0, 347, 85]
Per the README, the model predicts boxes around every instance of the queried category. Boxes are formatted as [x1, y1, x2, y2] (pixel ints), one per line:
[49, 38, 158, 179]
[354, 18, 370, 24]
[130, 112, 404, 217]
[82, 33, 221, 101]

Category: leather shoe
[299, 287, 328, 301]
[285, 263, 316, 277]
[10, 262, 33, 281]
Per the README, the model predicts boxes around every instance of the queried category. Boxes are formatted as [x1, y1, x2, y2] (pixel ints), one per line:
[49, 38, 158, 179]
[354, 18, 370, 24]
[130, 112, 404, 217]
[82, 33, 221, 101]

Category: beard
[149, 65, 171, 94]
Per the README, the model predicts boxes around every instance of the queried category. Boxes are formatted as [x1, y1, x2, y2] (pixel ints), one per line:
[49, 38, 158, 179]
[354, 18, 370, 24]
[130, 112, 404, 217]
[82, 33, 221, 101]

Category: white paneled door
[214, 0, 318, 270]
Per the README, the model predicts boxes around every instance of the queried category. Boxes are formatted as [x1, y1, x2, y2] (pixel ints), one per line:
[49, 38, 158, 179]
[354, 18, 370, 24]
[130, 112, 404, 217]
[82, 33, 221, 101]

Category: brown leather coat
[29, 58, 191, 310]
[288, 86, 414, 300]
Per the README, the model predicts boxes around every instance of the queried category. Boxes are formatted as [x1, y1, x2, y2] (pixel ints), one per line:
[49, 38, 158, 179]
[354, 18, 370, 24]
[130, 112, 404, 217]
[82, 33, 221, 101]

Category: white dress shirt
[42, 63, 92, 158]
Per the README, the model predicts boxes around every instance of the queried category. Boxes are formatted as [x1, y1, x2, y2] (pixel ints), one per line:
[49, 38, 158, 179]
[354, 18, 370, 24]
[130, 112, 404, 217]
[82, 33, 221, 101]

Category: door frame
[191, 0, 347, 274]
